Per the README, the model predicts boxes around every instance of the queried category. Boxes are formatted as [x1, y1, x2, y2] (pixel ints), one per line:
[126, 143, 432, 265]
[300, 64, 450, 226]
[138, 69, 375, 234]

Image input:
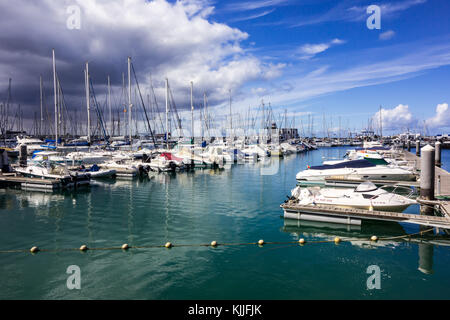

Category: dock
[281, 201, 450, 229]
[0, 173, 62, 191]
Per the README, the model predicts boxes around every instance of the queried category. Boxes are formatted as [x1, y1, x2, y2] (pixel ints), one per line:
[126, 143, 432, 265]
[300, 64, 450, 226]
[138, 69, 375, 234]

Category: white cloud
[379, 30, 396, 41]
[298, 39, 345, 60]
[425, 103, 450, 128]
[372, 104, 415, 131]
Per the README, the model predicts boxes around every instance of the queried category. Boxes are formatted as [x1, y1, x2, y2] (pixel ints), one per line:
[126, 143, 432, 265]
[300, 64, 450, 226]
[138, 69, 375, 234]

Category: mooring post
[416, 140, 421, 157]
[407, 140, 411, 151]
[418, 235, 434, 274]
[19, 145, 27, 167]
[420, 144, 435, 215]
[435, 141, 442, 167]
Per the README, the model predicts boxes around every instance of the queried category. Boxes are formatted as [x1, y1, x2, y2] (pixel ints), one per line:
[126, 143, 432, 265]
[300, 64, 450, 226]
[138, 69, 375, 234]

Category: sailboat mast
[190, 81, 194, 141]
[165, 78, 169, 149]
[85, 61, 90, 143]
[39, 75, 43, 137]
[108, 75, 111, 136]
[128, 57, 132, 143]
[52, 49, 58, 146]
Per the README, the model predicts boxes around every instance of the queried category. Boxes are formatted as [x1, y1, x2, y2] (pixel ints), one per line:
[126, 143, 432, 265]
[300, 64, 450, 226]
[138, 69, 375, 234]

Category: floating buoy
[258, 239, 265, 246]
[80, 245, 88, 252]
[299, 238, 305, 245]
[211, 241, 218, 247]
[334, 237, 341, 244]
[121, 244, 129, 250]
[30, 246, 39, 253]
[165, 242, 172, 249]
[371, 236, 378, 242]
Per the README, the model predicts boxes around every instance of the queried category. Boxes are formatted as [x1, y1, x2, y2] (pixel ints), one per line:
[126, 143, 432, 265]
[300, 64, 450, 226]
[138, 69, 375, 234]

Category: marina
[1, 0, 450, 302]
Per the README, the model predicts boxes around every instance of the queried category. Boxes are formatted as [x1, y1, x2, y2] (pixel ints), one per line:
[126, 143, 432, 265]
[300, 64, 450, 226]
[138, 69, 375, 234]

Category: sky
[0, 0, 449, 137]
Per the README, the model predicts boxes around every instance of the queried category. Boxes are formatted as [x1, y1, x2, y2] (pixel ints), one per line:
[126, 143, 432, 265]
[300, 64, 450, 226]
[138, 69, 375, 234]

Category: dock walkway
[403, 151, 450, 197]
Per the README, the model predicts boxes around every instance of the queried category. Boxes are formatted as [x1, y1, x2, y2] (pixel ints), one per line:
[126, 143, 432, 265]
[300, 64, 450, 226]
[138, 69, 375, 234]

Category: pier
[284, 148, 450, 228]
[0, 173, 62, 191]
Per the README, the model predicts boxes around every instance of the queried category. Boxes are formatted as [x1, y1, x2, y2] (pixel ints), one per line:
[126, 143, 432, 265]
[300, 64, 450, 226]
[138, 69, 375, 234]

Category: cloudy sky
[1, 0, 450, 136]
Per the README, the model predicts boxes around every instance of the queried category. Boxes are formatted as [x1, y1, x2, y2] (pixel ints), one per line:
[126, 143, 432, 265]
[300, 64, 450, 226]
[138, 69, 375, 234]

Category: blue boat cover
[309, 159, 376, 170]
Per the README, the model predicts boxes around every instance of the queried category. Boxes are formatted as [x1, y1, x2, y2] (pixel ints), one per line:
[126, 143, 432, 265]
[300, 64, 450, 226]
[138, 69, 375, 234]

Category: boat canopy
[355, 181, 378, 192]
[309, 159, 376, 170]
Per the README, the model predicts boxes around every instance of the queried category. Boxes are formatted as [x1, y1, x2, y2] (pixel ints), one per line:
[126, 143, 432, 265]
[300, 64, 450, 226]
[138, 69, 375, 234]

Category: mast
[229, 89, 233, 136]
[85, 61, 90, 143]
[52, 49, 58, 146]
[165, 78, 169, 149]
[39, 75, 43, 136]
[379, 105, 383, 138]
[108, 75, 111, 136]
[190, 81, 194, 141]
[128, 57, 132, 143]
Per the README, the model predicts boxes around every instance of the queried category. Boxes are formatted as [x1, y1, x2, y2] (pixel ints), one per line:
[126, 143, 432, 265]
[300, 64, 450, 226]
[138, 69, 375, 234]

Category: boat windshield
[355, 181, 378, 192]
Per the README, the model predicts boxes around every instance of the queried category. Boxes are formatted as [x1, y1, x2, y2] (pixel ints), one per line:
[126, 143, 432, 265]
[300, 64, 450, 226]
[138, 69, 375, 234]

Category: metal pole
[52, 49, 58, 147]
[128, 57, 132, 143]
[190, 81, 194, 141]
[416, 140, 420, 156]
[165, 78, 169, 149]
[85, 62, 90, 143]
[420, 144, 435, 201]
[39, 75, 43, 137]
[108, 75, 111, 136]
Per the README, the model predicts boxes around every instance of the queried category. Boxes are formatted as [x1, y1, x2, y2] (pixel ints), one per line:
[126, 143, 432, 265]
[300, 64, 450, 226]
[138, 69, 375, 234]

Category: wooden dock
[0, 173, 62, 191]
[281, 201, 450, 229]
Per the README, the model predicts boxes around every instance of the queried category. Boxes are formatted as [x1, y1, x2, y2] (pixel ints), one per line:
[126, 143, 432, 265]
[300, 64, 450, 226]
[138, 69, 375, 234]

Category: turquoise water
[1, 147, 450, 300]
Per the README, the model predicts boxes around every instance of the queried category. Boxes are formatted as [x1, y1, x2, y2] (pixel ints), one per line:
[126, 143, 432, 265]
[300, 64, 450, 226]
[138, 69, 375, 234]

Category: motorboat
[73, 164, 116, 179]
[14, 161, 91, 188]
[14, 136, 47, 155]
[149, 152, 186, 172]
[290, 182, 416, 212]
[296, 159, 416, 184]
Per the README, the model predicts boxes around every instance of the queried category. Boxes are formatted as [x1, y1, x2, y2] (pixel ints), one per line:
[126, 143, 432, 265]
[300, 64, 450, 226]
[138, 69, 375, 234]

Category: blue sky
[1, 0, 449, 136]
[205, 0, 450, 135]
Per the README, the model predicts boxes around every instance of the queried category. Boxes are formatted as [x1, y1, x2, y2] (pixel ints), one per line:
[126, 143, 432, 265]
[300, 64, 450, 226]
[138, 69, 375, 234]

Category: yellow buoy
[371, 236, 378, 242]
[30, 246, 39, 253]
[299, 238, 305, 245]
[165, 242, 172, 249]
[334, 237, 341, 244]
[211, 241, 218, 247]
[80, 245, 88, 252]
[258, 239, 265, 246]
[122, 244, 130, 250]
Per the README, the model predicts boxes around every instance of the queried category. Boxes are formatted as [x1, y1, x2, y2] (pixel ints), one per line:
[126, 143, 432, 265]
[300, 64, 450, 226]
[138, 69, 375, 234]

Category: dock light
[80, 245, 88, 252]
[121, 244, 130, 250]
[211, 241, 218, 247]
[299, 238, 305, 245]
[30, 246, 39, 253]
[165, 242, 172, 249]
[334, 237, 341, 244]
[258, 239, 265, 246]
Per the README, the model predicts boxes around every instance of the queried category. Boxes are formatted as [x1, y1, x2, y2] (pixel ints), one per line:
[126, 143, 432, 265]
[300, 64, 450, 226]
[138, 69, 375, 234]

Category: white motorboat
[290, 182, 416, 212]
[296, 159, 416, 184]
[149, 152, 186, 172]
[73, 164, 116, 179]
[15, 136, 47, 155]
[15, 162, 91, 187]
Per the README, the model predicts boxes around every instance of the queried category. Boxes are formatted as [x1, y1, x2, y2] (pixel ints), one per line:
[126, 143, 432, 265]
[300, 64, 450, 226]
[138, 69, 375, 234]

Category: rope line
[0, 228, 436, 254]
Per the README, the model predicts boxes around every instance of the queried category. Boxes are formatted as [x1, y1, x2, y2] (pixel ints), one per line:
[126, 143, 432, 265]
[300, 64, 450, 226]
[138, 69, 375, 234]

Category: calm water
[1, 147, 450, 300]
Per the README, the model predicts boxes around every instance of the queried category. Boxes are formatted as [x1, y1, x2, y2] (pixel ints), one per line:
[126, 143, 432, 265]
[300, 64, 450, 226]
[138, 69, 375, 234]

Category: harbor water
[1, 147, 450, 299]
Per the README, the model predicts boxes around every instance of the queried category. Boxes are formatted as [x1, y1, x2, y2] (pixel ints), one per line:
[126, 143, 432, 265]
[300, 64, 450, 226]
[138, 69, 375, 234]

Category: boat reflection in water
[282, 219, 450, 275]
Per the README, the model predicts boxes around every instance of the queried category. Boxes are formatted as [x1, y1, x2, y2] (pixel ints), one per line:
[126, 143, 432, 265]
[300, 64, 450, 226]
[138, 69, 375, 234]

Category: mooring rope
[0, 228, 436, 254]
